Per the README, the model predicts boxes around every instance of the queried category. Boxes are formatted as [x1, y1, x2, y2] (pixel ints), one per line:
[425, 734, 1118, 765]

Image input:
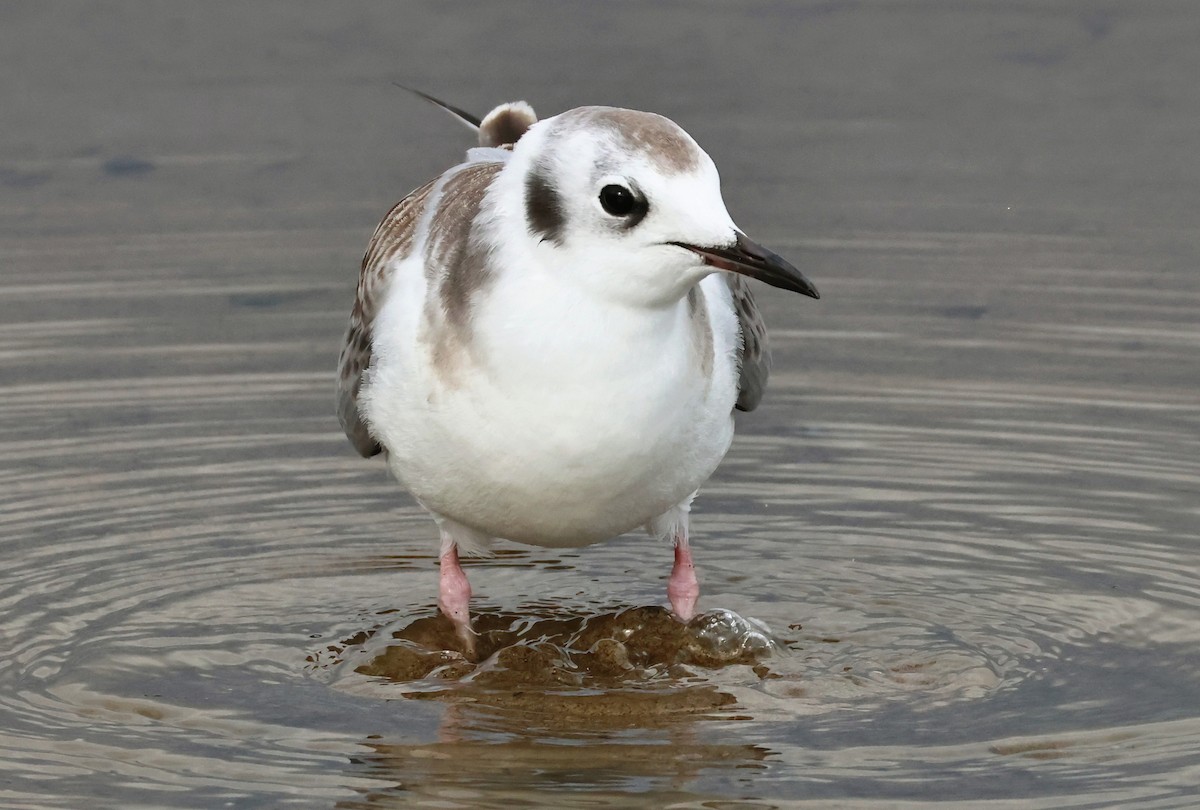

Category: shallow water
[3, 2, 1200, 808]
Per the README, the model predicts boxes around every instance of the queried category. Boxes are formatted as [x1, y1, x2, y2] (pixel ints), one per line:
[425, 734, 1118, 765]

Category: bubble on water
[686, 608, 778, 664]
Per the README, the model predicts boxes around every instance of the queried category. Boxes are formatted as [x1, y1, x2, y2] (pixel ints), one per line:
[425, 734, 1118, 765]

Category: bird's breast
[366, 274, 740, 545]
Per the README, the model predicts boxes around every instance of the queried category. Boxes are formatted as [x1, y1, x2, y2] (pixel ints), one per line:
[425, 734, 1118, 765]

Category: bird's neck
[475, 265, 697, 388]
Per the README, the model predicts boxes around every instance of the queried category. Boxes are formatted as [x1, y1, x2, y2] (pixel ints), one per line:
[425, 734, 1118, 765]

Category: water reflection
[322, 608, 782, 807]
[341, 731, 772, 809]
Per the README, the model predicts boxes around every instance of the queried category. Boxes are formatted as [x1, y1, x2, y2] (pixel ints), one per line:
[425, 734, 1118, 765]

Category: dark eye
[599, 184, 636, 217]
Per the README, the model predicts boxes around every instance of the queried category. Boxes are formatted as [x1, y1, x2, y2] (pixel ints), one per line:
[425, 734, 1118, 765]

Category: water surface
[2, 2, 1199, 807]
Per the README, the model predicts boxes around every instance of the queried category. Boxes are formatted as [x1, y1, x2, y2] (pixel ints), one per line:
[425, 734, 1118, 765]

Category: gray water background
[2, 2, 1199, 807]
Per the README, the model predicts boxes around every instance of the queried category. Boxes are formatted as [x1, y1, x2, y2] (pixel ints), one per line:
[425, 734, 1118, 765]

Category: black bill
[671, 232, 819, 299]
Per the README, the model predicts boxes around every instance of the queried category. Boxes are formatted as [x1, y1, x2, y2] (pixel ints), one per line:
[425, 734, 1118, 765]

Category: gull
[337, 92, 819, 648]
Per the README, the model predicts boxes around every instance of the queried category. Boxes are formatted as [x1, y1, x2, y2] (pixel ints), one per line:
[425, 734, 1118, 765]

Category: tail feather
[393, 83, 537, 147]
[392, 82, 481, 130]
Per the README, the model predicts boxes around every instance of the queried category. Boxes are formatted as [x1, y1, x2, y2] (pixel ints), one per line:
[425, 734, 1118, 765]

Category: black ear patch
[525, 165, 566, 245]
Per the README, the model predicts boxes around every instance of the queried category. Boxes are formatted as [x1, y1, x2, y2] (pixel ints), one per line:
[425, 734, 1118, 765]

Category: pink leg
[667, 537, 700, 621]
[438, 543, 474, 653]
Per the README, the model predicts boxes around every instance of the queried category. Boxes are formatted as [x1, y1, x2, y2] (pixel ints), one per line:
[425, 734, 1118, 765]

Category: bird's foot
[438, 547, 476, 657]
[667, 544, 700, 622]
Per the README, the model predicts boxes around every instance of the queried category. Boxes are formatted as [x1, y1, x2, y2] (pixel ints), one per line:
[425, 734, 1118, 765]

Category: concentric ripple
[4, 3, 1200, 806]
[4, 305, 1198, 807]
[2, 206, 1199, 808]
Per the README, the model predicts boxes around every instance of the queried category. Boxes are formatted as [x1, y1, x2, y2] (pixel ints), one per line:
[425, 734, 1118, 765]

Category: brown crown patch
[585, 108, 703, 174]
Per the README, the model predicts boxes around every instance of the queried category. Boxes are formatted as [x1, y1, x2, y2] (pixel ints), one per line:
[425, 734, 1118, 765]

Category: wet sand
[2, 2, 1199, 807]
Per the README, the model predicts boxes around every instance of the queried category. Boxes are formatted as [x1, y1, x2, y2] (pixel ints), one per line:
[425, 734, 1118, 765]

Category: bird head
[501, 106, 819, 307]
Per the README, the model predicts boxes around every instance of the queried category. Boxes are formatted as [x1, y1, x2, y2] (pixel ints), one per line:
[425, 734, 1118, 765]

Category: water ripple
[3, 4, 1200, 804]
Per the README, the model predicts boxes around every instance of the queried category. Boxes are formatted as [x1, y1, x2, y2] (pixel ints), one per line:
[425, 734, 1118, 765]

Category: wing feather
[728, 274, 770, 412]
[337, 179, 438, 457]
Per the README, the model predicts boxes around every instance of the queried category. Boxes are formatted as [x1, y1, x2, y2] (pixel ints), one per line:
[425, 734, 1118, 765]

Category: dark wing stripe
[426, 163, 504, 331]
[728, 274, 770, 412]
[337, 179, 438, 457]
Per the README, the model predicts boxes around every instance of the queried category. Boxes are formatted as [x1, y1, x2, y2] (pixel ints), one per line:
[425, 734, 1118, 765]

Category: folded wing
[337, 179, 437, 457]
[728, 273, 770, 412]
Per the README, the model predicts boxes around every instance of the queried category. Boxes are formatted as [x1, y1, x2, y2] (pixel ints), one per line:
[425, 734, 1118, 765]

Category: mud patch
[315, 606, 781, 724]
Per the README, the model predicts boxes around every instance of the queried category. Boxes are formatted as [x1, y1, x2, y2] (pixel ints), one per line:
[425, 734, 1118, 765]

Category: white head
[499, 106, 818, 307]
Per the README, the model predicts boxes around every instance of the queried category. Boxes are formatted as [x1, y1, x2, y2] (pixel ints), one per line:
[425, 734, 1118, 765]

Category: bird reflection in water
[321, 606, 781, 807]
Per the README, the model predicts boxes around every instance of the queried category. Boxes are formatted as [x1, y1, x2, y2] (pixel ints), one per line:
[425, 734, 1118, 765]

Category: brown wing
[728, 273, 770, 412]
[337, 179, 437, 457]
